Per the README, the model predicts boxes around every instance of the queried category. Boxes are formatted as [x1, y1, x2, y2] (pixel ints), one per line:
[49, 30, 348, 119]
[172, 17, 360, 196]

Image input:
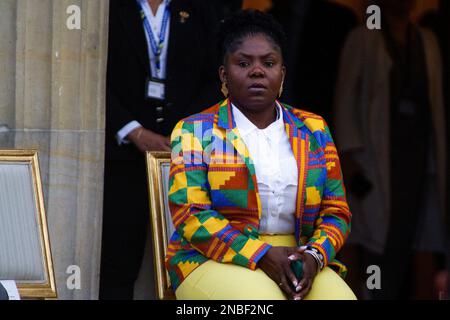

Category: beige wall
[0, 0, 109, 299]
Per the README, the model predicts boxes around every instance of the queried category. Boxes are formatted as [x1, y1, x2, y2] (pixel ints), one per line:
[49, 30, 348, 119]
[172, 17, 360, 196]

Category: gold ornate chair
[145, 151, 175, 300]
[0, 150, 57, 299]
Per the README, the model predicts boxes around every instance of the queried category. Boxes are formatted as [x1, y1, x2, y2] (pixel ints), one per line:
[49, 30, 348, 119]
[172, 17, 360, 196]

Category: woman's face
[219, 34, 285, 113]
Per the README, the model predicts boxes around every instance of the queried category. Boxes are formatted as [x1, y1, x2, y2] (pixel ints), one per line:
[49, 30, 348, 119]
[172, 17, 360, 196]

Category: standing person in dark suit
[100, 0, 222, 300]
[269, 0, 357, 131]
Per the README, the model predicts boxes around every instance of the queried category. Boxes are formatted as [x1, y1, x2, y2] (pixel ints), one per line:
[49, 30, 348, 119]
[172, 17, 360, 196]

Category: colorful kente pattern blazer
[166, 99, 351, 290]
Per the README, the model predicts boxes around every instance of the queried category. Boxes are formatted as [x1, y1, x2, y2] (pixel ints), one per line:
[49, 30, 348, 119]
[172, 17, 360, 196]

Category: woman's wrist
[304, 247, 324, 273]
[257, 246, 273, 269]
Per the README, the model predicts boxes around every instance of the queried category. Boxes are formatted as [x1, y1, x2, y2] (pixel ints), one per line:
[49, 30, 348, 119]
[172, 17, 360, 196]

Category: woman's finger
[296, 275, 309, 293]
[298, 279, 312, 299]
[283, 260, 299, 289]
[279, 274, 298, 300]
[296, 246, 308, 254]
[287, 247, 305, 261]
[288, 253, 300, 261]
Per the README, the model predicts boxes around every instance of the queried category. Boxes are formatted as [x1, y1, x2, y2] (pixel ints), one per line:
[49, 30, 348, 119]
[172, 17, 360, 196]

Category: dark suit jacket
[106, 0, 222, 161]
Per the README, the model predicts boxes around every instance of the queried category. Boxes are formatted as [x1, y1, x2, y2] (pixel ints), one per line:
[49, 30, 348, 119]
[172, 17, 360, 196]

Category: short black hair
[217, 9, 287, 64]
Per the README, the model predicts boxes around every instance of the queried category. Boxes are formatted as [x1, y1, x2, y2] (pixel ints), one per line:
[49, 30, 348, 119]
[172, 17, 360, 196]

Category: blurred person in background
[334, 0, 447, 299]
[270, 0, 357, 131]
[420, 0, 450, 299]
[420, 0, 449, 116]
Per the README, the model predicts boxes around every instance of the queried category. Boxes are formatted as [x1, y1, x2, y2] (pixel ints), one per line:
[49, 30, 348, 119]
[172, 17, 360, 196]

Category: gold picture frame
[145, 151, 175, 300]
[0, 150, 57, 299]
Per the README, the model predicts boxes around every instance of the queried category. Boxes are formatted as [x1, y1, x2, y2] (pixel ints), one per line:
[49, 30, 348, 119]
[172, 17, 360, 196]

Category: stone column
[0, 0, 109, 299]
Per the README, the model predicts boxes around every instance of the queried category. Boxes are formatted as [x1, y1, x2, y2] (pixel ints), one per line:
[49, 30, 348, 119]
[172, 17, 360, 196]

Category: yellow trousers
[176, 235, 356, 300]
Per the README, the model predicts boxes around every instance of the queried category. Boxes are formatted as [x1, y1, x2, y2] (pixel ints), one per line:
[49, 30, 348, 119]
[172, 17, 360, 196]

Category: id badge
[146, 78, 165, 100]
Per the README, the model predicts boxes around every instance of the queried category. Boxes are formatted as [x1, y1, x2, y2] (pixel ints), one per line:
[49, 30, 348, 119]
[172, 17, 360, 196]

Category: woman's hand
[294, 250, 319, 299]
[128, 127, 171, 152]
[258, 246, 307, 300]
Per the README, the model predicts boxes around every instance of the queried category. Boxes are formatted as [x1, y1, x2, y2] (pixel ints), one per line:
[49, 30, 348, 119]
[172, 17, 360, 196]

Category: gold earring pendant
[221, 82, 229, 97]
[278, 81, 284, 98]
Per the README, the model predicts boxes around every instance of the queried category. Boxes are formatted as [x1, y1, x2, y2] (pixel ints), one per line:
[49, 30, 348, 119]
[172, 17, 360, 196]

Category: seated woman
[166, 10, 355, 300]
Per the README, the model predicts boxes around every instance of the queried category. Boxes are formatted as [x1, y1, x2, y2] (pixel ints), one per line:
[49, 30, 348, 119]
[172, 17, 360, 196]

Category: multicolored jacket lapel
[215, 99, 262, 218]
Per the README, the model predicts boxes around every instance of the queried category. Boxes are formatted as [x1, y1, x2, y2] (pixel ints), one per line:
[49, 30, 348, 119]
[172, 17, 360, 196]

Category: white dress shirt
[232, 103, 298, 234]
[116, 0, 171, 145]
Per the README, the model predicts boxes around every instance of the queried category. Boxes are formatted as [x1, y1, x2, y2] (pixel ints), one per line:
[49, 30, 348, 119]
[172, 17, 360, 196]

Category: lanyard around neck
[137, 0, 170, 78]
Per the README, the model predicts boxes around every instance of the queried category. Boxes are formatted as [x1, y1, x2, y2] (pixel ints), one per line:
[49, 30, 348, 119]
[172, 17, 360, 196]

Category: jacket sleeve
[306, 120, 352, 267]
[168, 120, 271, 269]
[106, 2, 137, 135]
[106, 87, 136, 136]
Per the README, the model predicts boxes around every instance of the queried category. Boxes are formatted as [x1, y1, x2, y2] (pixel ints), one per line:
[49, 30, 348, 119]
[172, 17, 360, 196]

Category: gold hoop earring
[278, 81, 284, 98]
[221, 82, 229, 97]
